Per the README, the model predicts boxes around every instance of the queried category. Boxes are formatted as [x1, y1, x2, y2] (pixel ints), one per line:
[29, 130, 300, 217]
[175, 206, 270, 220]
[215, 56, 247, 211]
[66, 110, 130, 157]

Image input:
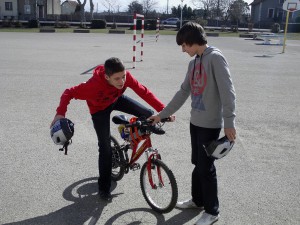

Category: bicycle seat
[112, 115, 129, 125]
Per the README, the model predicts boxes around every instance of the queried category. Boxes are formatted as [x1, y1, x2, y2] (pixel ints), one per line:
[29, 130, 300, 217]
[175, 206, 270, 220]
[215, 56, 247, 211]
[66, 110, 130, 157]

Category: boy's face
[181, 43, 198, 57]
[105, 71, 126, 89]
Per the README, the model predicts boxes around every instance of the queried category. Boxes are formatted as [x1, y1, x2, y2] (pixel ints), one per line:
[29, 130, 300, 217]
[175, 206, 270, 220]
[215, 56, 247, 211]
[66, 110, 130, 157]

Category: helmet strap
[59, 139, 72, 155]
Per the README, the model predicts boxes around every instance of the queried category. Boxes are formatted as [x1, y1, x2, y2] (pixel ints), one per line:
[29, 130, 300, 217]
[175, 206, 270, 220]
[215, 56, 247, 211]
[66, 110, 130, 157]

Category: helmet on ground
[204, 136, 234, 159]
[50, 118, 74, 145]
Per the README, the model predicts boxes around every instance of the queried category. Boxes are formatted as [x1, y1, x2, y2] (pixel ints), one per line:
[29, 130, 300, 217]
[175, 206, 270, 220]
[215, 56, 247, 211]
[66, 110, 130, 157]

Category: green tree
[228, 0, 249, 25]
[128, 1, 143, 14]
[171, 4, 195, 20]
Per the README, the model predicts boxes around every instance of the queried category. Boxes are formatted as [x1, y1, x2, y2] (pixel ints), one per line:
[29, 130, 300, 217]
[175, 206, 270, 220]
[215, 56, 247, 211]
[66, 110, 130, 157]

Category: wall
[0, 0, 18, 19]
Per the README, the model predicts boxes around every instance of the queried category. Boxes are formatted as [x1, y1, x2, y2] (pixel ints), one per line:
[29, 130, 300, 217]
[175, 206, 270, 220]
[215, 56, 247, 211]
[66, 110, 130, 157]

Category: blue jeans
[190, 123, 221, 216]
[91, 95, 154, 193]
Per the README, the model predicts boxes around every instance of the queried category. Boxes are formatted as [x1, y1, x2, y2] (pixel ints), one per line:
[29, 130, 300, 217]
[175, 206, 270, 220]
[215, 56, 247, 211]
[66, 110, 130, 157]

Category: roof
[61, 1, 78, 7]
[250, 0, 264, 6]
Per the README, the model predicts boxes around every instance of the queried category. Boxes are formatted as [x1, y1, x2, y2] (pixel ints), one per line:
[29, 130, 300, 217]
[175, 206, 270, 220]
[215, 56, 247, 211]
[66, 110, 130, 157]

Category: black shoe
[99, 191, 112, 201]
[149, 125, 165, 135]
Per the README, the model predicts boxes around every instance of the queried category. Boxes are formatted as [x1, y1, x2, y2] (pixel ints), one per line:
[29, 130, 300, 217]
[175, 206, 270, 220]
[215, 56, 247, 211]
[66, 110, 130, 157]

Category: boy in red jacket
[50, 57, 165, 201]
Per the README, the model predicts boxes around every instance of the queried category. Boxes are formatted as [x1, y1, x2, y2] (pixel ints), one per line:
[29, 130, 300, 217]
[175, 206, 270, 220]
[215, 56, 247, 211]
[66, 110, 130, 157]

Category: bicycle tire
[111, 135, 125, 181]
[140, 159, 178, 214]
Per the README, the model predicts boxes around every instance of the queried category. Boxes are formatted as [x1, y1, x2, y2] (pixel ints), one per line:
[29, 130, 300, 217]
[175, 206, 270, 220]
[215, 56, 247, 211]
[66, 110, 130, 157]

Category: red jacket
[56, 65, 165, 116]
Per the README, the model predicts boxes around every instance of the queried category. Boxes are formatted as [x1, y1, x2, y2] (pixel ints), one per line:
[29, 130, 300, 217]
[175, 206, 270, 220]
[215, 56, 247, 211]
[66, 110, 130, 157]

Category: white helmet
[204, 136, 234, 159]
[50, 118, 74, 145]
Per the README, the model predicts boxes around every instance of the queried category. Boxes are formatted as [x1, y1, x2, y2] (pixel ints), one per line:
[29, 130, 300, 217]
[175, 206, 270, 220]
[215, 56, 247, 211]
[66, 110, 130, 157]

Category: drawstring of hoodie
[192, 54, 202, 81]
[192, 46, 210, 81]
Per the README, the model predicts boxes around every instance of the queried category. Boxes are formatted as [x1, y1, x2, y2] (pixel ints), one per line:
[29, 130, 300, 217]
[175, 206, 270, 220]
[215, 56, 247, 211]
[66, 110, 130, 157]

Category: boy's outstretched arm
[148, 115, 175, 125]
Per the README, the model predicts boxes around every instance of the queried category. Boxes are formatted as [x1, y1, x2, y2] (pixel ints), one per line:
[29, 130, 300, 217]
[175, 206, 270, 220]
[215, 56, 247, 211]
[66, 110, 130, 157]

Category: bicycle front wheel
[140, 159, 178, 214]
[111, 136, 125, 181]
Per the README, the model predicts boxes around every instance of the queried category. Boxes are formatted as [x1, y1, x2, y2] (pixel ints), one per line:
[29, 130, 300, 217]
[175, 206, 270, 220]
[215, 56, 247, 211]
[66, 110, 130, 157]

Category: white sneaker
[195, 212, 219, 225]
[176, 199, 203, 209]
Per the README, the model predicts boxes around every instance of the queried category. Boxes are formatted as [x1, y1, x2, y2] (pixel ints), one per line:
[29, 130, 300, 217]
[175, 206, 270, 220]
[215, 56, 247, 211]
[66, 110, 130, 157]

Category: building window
[5, 2, 13, 11]
[268, 8, 274, 18]
[24, 5, 31, 14]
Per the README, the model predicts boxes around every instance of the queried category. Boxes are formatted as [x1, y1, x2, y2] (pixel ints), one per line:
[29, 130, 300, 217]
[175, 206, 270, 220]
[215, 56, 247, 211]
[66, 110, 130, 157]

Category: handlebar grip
[161, 117, 172, 123]
[125, 121, 142, 128]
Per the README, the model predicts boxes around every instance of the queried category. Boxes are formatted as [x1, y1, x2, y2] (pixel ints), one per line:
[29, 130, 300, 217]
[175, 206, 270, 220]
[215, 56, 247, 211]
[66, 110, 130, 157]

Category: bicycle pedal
[130, 163, 140, 171]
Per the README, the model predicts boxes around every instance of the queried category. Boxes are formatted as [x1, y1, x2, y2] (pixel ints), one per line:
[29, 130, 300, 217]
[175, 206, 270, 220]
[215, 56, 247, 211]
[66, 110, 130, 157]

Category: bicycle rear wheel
[140, 159, 178, 214]
[111, 136, 125, 181]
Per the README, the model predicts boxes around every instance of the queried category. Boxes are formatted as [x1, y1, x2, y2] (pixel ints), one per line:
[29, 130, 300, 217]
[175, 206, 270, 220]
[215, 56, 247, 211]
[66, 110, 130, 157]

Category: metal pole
[282, 10, 290, 53]
[35, 0, 38, 19]
[180, 0, 184, 28]
[167, 0, 169, 14]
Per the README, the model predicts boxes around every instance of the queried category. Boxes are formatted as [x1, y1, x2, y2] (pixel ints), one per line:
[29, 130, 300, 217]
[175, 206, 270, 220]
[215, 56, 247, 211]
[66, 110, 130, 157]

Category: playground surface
[0, 32, 299, 225]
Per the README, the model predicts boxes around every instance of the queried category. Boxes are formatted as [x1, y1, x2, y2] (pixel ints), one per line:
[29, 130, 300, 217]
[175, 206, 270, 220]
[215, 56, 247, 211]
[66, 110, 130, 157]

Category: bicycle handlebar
[125, 117, 171, 129]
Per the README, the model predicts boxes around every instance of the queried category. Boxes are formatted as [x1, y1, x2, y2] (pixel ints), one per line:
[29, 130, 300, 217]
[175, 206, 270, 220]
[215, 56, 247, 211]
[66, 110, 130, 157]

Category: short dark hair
[176, 22, 207, 46]
[104, 57, 125, 76]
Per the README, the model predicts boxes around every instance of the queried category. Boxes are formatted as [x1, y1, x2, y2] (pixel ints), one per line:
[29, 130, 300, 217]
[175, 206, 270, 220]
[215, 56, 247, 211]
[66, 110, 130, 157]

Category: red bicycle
[110, 115, 178, 214]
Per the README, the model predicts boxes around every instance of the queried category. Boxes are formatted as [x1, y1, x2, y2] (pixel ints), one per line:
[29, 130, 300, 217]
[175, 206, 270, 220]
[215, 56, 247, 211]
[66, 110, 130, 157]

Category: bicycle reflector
[204, 136, 234, 159]
[50, 118, 74, 145]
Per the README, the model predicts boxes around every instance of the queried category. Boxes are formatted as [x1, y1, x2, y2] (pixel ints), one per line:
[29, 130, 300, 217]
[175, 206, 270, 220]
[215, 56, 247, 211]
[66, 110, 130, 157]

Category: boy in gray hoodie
[149, 22, 236, 225]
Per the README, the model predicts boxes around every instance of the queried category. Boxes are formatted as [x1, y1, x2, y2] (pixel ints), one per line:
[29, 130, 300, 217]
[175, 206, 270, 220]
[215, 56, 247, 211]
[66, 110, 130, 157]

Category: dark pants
[91, 95, 154, 193]
[190, 123, 221, 216]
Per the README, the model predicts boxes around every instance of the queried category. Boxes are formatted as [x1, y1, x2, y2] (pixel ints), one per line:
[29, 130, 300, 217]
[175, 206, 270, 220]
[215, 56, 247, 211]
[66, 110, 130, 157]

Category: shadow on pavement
[3, 177, 116, 225]
[104, 207, 200, 225]
[3, 177, 199, 225]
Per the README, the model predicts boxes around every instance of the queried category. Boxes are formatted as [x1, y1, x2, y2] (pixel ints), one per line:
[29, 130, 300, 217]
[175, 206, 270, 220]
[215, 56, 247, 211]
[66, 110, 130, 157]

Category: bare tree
[191, 0, 249, 25]
[143, 0, 158, 15]
[90, 0, 94, 19]
[191, 0, 216, 19]
[222, 0, 235, 22]
[102, 0, 121, 14]
[76, 0, 95, 23]
[76, 0, 87, 24]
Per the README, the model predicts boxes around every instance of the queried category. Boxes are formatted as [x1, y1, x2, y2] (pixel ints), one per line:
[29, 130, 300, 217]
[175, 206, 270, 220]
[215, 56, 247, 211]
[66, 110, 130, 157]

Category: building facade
[0, 0, 18, 19]
[0, 0, 61, 20]
[250, 0, 300, 28]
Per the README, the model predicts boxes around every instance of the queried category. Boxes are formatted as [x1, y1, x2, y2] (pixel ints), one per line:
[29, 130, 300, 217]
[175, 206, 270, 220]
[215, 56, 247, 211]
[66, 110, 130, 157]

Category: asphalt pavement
[0, 31, 299, 225]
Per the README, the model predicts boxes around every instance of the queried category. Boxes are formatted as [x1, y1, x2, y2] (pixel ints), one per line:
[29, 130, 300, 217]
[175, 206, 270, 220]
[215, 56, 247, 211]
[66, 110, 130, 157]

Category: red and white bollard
[156, 18, 160, 42]
[133, 13, 144, 68]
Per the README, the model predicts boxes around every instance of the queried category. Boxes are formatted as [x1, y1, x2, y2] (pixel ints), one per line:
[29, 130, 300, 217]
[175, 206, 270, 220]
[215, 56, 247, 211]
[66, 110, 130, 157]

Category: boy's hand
[148, 115, 161, 125]
[148, 115, 176, 125]
[169, 115, 176, 122]
[224, 128, 236, 142]
[50, 115, 65, 128]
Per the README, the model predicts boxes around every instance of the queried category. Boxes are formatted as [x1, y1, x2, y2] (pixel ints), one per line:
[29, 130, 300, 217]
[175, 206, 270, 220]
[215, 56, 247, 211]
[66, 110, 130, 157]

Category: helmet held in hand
[50, 118, 74, 145]
[204, 136, 234, 159]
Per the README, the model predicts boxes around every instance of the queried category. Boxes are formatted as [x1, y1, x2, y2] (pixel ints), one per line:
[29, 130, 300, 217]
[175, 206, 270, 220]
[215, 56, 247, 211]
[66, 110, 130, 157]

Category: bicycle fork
[145, 148, 164, 189]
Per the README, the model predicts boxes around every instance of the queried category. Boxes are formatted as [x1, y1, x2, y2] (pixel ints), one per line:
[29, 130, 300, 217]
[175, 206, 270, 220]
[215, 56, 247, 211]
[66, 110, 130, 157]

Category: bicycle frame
[112, 115, 178, 213]
[124, 132, 164, 189]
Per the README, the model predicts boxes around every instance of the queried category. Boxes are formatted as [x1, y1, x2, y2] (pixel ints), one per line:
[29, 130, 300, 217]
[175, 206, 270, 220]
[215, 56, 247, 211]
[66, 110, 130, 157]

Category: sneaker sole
[176, 205, 204, 210]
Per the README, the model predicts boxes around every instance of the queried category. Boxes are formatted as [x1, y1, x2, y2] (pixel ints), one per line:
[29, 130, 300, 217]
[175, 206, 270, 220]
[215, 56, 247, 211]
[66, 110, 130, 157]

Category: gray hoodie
[158, 46, 236, 129]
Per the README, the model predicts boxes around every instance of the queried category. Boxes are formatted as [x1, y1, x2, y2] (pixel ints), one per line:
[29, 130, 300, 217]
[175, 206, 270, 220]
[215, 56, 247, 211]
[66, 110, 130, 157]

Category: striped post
[156, 18, 160, 42]
[133, 13, 144, 68]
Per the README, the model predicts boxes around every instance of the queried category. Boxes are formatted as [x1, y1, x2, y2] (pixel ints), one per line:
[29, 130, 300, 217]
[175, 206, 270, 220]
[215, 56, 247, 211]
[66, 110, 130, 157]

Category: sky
[90, 0, 253, 13]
